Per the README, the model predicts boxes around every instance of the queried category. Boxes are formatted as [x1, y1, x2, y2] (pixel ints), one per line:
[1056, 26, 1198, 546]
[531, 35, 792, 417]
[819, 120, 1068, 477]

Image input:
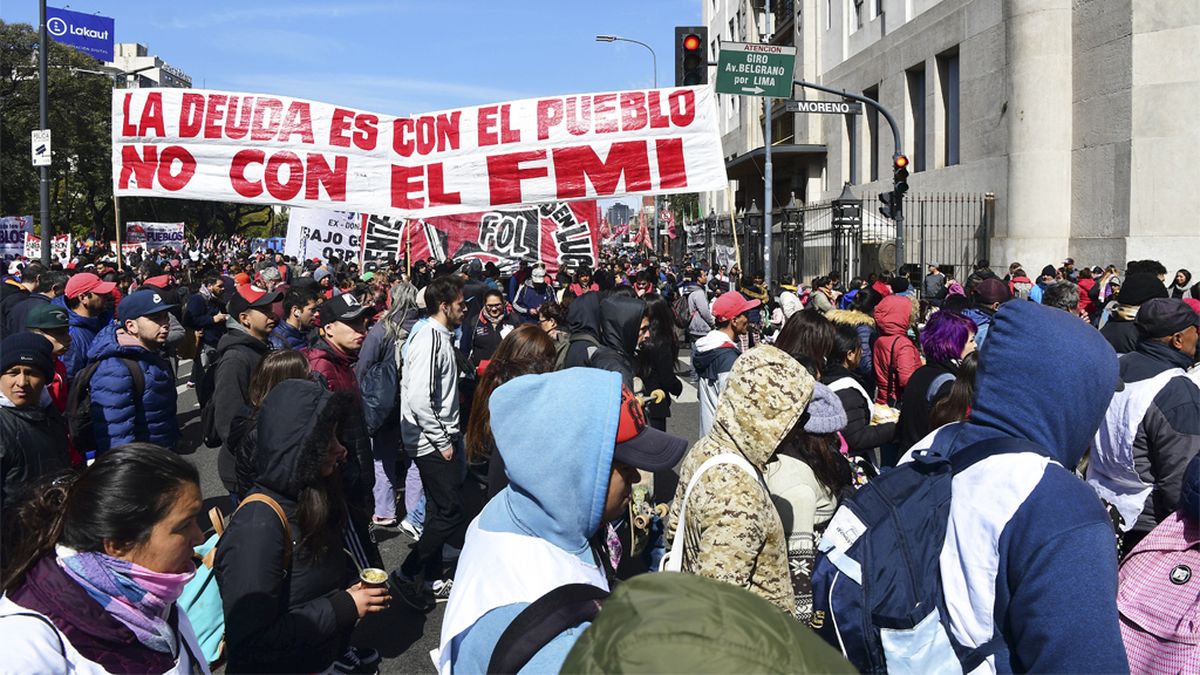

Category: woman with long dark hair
[356, 282, 420, 527]
[464, 324, 558, 500]
[821, 323, 896, 466]
[636, 295, 683, 432]
[896, 310, 977, 451]
[1170, 269, 1192, 299]
[218, 349, 312, 499]
[215, 380, 389, 673]
[928, 350, 979, 429]
[773, 308, 837, 378]
[0, 444, 209, 673]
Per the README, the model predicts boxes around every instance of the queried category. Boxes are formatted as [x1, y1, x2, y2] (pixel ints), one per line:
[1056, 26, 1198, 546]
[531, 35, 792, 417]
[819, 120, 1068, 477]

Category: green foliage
[0, 21, 281, 242]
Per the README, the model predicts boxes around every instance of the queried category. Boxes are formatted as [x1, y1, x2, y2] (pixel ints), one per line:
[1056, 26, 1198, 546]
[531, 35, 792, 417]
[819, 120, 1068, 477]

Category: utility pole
[758, 3, 774, 285]
[37, 0, 52, 266]
[792, 79, 906, 271]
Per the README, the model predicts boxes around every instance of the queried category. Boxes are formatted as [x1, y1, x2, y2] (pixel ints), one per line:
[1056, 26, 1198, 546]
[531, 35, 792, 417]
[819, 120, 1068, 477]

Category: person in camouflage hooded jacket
[665, 344, 816, 614]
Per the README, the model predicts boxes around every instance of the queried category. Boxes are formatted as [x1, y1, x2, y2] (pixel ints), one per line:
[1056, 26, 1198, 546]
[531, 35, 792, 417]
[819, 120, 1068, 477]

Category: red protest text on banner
[118, 145, 196, 191]
[329, 109, 379, 151]
[122, 92, 166, 137]
[392, 113, 462, 158]
[476, 105, 521, 147]
[178, 94, 316, 144]
[230, 150, 348, 201]
[535, 90, 696, 141]
[390, 163, 461, 210]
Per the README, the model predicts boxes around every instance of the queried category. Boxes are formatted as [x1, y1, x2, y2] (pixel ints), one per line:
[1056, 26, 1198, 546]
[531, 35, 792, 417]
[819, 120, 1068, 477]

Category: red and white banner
[24, 233, 72, 262]
[398, 201, 599, 275]
[125, 221, 184, 247]
[111, 86, 726, 218]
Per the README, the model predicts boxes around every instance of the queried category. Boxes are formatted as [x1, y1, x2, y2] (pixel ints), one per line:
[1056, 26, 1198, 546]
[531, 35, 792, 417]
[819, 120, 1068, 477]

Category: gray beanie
[803, 382, 848, 434]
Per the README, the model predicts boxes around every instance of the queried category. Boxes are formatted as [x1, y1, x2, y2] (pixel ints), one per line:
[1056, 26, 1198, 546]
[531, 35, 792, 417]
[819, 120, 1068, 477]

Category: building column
[1000, 0, 1073, 267]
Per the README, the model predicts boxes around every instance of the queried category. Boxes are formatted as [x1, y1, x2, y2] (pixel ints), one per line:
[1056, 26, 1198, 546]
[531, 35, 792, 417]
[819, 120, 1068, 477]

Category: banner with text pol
[111, 85, 726, 218]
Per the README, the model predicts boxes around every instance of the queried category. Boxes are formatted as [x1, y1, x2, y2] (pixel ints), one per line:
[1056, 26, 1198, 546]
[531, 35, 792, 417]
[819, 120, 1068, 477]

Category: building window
[846, 114, 858, 184]
[938, 48, 960, 166]
[826, 0, 833, 30]
[730, 18, 736, 41]
[850, 0, 864, 32]
[872, 0, 881, 18]
[906, 64, 926, 172]
[864, 85, 879, 182]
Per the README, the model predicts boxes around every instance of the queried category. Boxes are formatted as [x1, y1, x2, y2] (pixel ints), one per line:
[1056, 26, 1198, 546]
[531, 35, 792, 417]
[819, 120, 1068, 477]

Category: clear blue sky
[2, 1, 701, 212]
[3, 1, 699, 114]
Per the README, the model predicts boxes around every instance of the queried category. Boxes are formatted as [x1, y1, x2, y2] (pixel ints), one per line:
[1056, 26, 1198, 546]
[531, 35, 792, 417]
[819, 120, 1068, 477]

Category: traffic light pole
[763, 98, 773, 286]
[792, 79, 906, 272]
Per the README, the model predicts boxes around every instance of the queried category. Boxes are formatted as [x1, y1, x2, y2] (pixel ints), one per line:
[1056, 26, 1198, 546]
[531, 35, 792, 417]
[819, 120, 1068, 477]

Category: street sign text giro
[715, 42, 796, 98]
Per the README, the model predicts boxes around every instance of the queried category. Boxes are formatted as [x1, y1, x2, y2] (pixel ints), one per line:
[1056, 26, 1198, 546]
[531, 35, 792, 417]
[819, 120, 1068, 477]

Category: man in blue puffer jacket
[85, 290, 179, 454]
[56, 272, 115, 381]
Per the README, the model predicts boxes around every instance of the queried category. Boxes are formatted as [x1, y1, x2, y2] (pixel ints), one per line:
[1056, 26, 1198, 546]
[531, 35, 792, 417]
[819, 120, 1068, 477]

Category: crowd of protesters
[1, 237, 1198, 673]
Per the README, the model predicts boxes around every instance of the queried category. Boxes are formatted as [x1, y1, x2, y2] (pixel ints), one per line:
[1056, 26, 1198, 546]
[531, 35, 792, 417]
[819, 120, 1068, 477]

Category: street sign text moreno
[715, 42, 796, 98]
[785, 99, 863, 114]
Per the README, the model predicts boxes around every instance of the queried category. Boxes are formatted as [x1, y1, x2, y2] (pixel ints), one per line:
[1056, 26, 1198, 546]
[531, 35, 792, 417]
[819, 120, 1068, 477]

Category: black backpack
[671, 290, 694, 330]
[198, 353, 223, 448]
[67, 358, 145, 454]
[360, 330, 406, 436]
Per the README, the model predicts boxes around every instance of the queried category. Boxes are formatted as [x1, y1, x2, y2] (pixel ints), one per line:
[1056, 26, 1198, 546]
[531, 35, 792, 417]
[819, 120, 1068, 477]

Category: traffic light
[893, 154, 910, 194]
[879, 191, 899, 220]
[675, 26, 708, 86]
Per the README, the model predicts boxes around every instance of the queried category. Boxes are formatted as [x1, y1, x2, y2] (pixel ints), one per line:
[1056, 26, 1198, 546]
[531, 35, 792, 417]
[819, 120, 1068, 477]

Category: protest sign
[111, 85, 726, 218]
[1, 216, 32, 258]
[285, 207, 363, 264]
[399, 201, 598, 275]
[145, 222, 185, 247]
[360, 213, 405, 272]
[24, 233, 72, 263]
[125, 222, 146, 244]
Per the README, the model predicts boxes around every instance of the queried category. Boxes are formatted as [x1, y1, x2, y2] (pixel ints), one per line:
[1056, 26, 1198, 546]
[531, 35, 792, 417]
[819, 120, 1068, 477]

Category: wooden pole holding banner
[113, 196, 123, 271]
[405, 218, 412, 280]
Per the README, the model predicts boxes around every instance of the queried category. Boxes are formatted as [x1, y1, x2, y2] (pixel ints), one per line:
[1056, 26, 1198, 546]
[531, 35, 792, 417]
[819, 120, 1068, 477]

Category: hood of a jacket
[692, 329, 737, 376]
[309, 336, 357, 368]
[216, 327, 270, 358]
[567, 291, 602, 338]
[599, 294, 644, 356]
[562, 572, 851, 674]
[86, 324, 148, 361]
[709, 345, 815, 470]
[938, 301, 1118, 469]
[872, 295, 912, 336]
[825, 308, 875, 328]
[481, 368, 622, 560]
[53, 296, 110, 333]
[254, 379, 351, 498]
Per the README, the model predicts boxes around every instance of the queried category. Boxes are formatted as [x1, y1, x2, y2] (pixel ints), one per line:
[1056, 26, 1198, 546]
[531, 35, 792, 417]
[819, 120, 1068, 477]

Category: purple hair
[920, 310, 976, 364]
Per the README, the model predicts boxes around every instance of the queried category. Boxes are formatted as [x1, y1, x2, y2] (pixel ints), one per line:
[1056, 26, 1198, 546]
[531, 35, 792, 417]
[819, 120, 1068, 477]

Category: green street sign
[715, 42, 796, 98]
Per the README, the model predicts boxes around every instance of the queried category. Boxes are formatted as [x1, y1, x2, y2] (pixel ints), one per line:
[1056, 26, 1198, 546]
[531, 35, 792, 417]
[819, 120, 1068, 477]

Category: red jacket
[303, 339, 358, 393]
[872, 295, 921, 404]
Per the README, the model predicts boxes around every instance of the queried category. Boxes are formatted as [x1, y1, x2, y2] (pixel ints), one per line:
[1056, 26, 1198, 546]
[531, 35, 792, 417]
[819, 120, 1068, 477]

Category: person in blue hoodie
[435, 368, 688, 675]
[84, 290, 180, 455]
[57, 272, 115, 381]
[904, 300, 1128, 672]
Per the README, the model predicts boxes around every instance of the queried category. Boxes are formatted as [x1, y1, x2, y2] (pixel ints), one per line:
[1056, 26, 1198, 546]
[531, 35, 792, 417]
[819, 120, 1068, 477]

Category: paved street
[174, 355, 702, 673]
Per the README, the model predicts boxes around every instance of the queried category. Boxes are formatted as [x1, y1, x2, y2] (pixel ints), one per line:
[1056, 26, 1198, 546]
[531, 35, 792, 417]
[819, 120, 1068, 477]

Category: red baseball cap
[228, 286, 281, 317]
[613, 386, 688, 471]
[143, 274, 173, 289]
[711, 291, 761, 321]
[65, 272, 116, 299]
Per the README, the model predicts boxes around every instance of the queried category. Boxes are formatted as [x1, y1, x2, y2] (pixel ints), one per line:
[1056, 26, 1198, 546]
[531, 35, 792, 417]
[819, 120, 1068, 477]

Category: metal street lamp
[595, 34, 661, 253]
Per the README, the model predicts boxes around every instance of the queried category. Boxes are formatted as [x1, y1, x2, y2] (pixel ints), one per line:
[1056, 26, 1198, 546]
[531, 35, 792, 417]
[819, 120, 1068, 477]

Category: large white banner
[284, 208, 363, 264]
[111, 85, 726, 218]
[0, 216, 31, 258]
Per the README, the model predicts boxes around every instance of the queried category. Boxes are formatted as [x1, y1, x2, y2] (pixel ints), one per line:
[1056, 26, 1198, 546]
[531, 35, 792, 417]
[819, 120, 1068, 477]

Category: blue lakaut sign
[46, 6, 114, 61]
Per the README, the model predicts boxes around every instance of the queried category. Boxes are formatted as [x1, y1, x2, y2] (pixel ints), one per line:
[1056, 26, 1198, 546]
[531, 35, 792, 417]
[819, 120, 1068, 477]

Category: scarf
[57, 546, 194, 655]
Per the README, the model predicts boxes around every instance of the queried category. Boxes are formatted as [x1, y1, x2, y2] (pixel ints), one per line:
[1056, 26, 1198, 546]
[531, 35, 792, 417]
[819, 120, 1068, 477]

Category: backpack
[1115, 512, 1200, 673]
[671, 290, 694, 330]
[486, 583, 609, 675]
[559, 333, 602, 370]
[809, 437, 1050, 673]
[66, 358, 145, 455]
[178, 493, 292, 666]
[360, 329, 407, 436]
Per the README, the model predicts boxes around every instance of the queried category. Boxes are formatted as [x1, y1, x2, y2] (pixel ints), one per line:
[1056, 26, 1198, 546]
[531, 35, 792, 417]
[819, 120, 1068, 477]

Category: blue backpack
[809, 436, 1050, 674]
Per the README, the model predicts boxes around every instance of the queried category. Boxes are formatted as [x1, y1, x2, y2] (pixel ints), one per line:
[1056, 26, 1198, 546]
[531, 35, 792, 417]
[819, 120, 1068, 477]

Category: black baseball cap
[1136, 298, 1200, 339]
[228, 286, 281, 317]
[318, 293, 371, 325]
[613, 386, 688, 471]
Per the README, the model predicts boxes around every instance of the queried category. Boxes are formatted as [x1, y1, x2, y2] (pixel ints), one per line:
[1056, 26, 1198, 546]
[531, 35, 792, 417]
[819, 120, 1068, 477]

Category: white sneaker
[399, 518, 422, 541]
[427, 578, 453, 602]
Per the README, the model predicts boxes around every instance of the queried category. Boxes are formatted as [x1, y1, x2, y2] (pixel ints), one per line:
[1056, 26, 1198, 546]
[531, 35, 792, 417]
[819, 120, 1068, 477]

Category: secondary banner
[1, 216, 32, 258]
[399, 201, 598, 276]
[126, 221, 185, 247]
[285, 208, 363, 264]
[24, 233, 72, 263]
[111, 85, 725, 218]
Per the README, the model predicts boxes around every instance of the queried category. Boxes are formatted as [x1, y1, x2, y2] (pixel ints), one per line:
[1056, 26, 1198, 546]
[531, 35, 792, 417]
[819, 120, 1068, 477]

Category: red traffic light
[894, 155, 909, 169]
[683, 34, 702, 51]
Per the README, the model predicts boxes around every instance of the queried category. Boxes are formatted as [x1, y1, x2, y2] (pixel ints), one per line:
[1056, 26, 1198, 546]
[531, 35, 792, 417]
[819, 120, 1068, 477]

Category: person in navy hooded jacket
[85, 289, 179, 455]
[904, 300, 1129, 673]
[436, 369, 688, 674]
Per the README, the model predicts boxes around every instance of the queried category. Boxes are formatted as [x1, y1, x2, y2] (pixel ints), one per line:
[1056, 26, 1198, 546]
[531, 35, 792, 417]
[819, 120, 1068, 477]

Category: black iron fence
[686, 192, 994, 286]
